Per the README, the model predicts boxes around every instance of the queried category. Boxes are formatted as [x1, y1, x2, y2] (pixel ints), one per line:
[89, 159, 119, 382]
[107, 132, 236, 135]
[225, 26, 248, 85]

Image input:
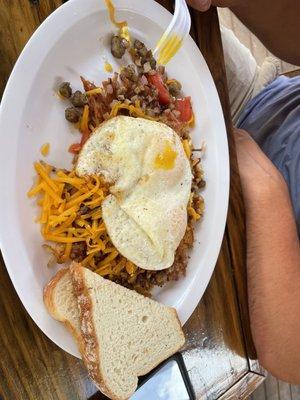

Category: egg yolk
[119, 25, 131, 43]
[40, 143, 50, 156]
[104, 0, 131, 43]
[154, 142, 177, 170]
[104, 61, 113, 73]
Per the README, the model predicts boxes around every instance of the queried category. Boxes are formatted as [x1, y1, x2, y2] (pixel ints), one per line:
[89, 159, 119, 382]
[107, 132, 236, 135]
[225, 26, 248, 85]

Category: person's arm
[234, 129, 300, 384]
[188, 0, 300, 65]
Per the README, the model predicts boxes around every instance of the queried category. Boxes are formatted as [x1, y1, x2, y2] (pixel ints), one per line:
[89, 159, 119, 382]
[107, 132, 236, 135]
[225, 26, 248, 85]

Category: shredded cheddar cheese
[27, 162, 129, 275]
[40, 143, 50, 156]
[187, 192, 203, 221]
[86, 87, 102, 96]
[188, 112, 195, 128]
[182, 139, 191, 159]
[125, 261, 137, 275]
[166, 79, 179, 86]
[80, 105, 90, 132]
[109, 101, 159, 121]
[188, 206, 201, 221]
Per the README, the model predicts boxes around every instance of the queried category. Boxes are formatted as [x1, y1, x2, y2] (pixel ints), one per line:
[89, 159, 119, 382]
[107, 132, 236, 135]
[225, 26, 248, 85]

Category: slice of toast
[43, 267, 82, 351]
[44, 264, 185, 400]
[70, 263, 185, 400]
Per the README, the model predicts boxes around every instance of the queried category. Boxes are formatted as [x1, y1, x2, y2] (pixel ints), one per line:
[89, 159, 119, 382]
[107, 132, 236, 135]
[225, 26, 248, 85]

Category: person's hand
[187, 0, 241, 12]
[233, 129, 288, 207]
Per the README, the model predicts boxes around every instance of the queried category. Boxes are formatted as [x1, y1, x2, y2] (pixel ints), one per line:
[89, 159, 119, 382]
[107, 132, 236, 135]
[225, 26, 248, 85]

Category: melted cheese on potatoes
[76, 116, 192, 271]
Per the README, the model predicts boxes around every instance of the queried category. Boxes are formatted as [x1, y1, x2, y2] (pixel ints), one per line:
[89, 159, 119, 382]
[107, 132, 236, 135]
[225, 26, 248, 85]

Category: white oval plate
[0, 0, 229, 358]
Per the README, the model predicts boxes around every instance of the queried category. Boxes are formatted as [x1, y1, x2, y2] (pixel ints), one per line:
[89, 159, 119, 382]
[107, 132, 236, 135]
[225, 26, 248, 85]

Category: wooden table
[0, 1, 266, 399]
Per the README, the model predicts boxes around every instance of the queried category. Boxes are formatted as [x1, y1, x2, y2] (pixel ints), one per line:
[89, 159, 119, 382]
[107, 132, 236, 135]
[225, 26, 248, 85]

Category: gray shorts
[238, 76, 300, 236]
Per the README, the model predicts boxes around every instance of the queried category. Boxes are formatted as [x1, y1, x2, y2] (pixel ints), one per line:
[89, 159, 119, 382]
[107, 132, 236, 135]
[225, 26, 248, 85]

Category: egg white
[76, 116, 192, 270]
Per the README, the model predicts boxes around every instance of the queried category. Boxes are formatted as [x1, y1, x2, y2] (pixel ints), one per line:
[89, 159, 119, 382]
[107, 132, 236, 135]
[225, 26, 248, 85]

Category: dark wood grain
[0, 1, 265, 399]
[251, 375, 300, 400]
[182, 235, 249, 399]
[218, 372, 265, 400]
[190, 3, 260, 371]
[0, 253, 97, 400]
[0, 0, 64, 97]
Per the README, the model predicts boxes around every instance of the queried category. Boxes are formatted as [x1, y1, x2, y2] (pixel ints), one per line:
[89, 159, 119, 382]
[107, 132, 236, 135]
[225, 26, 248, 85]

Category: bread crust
[70, 263, 185, 400]
[70, 263, 123, 399]
[45, 263, 185, 400]
[43, 267, 84, 353]
[43, 268, 69, 316]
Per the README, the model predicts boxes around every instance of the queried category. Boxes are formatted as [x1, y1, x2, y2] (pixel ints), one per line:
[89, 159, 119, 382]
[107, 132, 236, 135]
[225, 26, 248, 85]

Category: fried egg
[76, 116, 192, 270]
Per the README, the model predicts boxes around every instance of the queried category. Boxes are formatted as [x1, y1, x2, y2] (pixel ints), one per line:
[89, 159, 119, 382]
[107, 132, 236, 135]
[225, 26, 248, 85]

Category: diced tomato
[175, 97, 193, 123]
[69, 130, 90, 154]
[68, 143, 82, 154]
[147, 73, 170, 105]
[80, 129, 90, 146]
